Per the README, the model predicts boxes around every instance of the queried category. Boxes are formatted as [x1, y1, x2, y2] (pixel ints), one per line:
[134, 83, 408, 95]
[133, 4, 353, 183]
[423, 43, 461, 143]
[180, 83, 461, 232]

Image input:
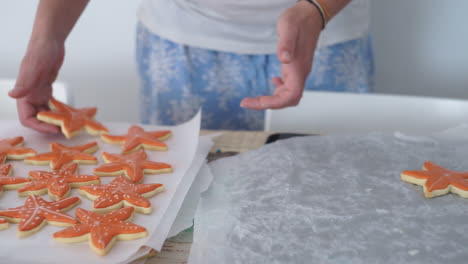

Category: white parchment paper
[0, 111, 203, 264]
[146, 136, 213, 248]
[190, 131, 468, 264]
[124, 138, 214, 263]
[167, 162, 213, 239]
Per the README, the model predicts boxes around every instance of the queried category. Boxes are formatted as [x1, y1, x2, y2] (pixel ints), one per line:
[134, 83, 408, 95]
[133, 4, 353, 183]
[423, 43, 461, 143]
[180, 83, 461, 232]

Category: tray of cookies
[0, 100, 209, 263]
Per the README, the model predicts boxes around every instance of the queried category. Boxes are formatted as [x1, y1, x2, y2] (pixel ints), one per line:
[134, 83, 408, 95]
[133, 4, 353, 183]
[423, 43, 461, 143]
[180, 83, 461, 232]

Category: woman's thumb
[9, 67, 38, 98]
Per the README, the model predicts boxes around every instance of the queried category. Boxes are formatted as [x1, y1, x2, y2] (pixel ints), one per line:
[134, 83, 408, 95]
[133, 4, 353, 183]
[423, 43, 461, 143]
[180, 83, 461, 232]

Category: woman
[9, 0, 372, 131]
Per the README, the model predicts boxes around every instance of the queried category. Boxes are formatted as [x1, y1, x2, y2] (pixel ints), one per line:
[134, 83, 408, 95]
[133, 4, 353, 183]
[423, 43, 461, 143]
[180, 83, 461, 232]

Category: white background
[1, 0, 467, 122]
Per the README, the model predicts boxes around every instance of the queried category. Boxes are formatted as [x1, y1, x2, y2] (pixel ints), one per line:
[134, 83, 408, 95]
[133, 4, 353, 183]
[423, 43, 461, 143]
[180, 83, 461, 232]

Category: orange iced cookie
[401, 161, 468, 198]
[94, 150, 172, 183]
[79, 175, 164, 214]
[0, 164, 12, 176]
[0, 218, 7, 230]
[18, 163, 101, 200]
[0, 136, 36, 164]
[0, 195, 80, 237]
[25, 142, 98, 171]
[0, 164, 32, 196]
[37, 98, 109, 139]
[53, 207, 147, 256]
[101, 125, 171, 153]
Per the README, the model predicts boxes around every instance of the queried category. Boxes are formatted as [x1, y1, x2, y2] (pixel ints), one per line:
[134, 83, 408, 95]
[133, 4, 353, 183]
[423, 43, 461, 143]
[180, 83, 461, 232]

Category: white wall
[1, 1, 468, 122]
[371, 0, 468, 99]
[0, 1, 140, 122]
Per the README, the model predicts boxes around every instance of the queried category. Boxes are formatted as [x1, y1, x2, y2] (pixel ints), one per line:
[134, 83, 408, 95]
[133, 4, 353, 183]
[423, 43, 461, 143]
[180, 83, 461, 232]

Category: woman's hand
[8, 0, 89, 133]
[241, 1, 323, 110]
[9, 38, 64, 133]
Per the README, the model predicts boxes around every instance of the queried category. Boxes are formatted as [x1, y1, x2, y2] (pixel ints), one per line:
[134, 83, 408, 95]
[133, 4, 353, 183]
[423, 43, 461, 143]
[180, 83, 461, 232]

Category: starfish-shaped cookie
[101, 125, 171, 153]
[37, 98, 109, 139]
[79, 175, 164, 214]
[0, 195, 80, 237]
[18, 163, 101, 200]
[0, 164, 11, 175]
[53, 207, 147, 255]
[0, 136, 36, 163]
[401, 161, 468, 198]
[0, 218, 7, 230]
[24, 142, 98, 171]
[0, 164, 32, 196]
[94, 150, 172, 183]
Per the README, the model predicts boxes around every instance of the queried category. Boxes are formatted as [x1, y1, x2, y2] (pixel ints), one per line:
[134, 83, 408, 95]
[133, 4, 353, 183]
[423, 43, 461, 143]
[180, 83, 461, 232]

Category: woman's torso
[137, 0, 370, 54]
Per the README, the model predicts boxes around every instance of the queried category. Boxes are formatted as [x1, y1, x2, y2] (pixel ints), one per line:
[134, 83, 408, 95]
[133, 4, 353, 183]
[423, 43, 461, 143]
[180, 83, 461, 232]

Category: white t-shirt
[137, 0, 369, 54]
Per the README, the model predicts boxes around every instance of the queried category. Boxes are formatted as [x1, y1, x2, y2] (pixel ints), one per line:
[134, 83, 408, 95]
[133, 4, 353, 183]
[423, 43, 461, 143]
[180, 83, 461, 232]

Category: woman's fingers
[17, 99, 60, 133]
[240, 72, 303, 110]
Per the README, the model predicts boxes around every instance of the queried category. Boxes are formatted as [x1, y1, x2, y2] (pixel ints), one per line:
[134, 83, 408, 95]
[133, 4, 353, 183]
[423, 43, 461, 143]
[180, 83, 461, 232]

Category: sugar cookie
[37, 98, 109, 139]
[0, 164, 32, 196]
[79, 175, 164, 214]
[401, 161, 468, 198]
[0, 218, 7, 230]
[18, 163, 101, 200]
[93, 150, 172, 183]
[0, 136, 36, 163]
[0, 195, 80, 237]
[25, 142, 98, 171]
[53, 207, 147, 256]
[101, 125, 171, 153]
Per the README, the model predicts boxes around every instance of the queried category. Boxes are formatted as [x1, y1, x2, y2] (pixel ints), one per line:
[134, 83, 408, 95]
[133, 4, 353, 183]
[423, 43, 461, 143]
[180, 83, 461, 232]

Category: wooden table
[142, 130, 272, 264]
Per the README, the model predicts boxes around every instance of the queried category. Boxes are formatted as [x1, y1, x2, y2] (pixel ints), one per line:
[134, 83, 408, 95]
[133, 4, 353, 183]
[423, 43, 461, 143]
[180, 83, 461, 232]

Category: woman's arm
[9, 0, 89, 133]
[30, 0, 89, 43]
[280, 0, 351, 61]
[241, 0, 351, 110]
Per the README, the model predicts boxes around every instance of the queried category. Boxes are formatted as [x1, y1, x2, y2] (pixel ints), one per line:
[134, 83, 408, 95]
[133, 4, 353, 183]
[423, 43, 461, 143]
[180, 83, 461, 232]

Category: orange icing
[18, 163, 101, 199]
[53, 207, 146, 250]
[402, 161, 468, 196]
[0, 164, 32, 192]
[101, 125, 170, 153]
[0, 136, 36, 163]
[0, 195, 79, 232]
[80, 175, 163, 211]
[25, 142, 98, 171]
[37, 98, 109, 138]
[94, 150, 172, 183]
[0, 164, 11, 175]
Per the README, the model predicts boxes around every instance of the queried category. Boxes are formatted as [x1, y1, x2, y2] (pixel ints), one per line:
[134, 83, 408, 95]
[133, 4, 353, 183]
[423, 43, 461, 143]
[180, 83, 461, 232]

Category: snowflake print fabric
[136, 23, 374, 130]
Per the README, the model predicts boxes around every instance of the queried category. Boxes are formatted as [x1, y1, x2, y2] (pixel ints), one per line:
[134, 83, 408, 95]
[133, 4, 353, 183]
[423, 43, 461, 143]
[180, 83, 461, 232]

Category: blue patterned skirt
[136, 23, 374, 130]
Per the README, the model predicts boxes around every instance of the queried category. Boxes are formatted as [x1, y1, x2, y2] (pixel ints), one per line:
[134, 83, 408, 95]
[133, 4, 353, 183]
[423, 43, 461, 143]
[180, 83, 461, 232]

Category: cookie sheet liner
[189, 130, 468, 263]
[0, 111, 211, 264]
